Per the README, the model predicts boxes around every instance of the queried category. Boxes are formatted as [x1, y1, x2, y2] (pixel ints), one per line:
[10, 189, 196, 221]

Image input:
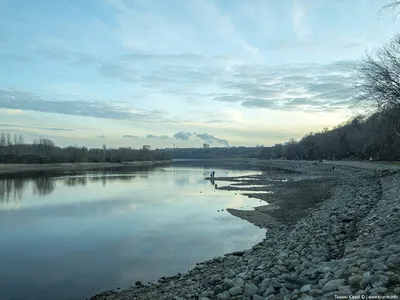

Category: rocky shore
[90, 160, 400, 300]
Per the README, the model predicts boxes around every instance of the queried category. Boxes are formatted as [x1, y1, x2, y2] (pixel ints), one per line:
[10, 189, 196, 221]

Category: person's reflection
[210, 179, 217, 189]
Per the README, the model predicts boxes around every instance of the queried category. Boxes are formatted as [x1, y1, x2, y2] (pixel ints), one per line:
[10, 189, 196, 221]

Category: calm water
[0, 165, 266, 300]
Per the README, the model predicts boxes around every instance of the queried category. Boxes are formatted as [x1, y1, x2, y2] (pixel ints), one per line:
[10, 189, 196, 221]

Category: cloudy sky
[0, 0, 398, 148]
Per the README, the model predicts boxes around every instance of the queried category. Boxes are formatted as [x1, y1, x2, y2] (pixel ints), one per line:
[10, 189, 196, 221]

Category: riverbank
[0, 160, 172, 175]
[90, 160, 400, 300]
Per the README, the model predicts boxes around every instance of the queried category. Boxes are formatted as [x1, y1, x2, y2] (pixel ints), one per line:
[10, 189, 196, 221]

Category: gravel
[89, 160, 400, 300]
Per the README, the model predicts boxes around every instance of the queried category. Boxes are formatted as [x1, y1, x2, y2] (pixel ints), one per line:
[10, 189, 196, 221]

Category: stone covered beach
[90, 160, 400, 300]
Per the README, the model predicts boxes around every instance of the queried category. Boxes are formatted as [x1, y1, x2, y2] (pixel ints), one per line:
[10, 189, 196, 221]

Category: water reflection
[0, 178, 25, 204]
[33, 177, 56, 196]
[0, 169, 151, 207]
[0, 165, 265, 300]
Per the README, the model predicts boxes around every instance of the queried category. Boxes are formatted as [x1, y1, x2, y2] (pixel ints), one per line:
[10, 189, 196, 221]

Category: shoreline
[89, 160, 400, 300]
[0, 160, 172, 175]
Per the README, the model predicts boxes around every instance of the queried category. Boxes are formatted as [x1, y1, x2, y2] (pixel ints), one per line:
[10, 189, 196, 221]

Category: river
[0, 162, 266, 300]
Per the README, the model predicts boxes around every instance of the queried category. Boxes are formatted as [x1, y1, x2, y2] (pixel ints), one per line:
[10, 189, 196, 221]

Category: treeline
[0, 133, 171, 164]
[167, 146, 262, 159]
[259, 109, 400, 161]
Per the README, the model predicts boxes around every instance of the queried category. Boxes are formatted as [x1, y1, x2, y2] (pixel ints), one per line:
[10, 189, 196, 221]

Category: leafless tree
[357, 33, 400, 136]
[379, 1, 400, 20]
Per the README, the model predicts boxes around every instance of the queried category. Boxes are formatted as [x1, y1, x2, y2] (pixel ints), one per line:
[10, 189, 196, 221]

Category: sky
[0, 0, 399, 149]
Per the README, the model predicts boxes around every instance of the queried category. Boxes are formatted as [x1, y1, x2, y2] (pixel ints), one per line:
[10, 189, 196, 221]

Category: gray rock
[245, 283, 260, 297]
[386, 254, 400, 268]
[223, 278, 235, 289]
[322, 279, 346, 292]
[199, 298, 210, 300]
[214, 285, 223, 293]
[217, 291, 230, 300]
[302, 297, 315, 300]
[300, 284, 312, 293]
[253, 295, 264, 300]
[373, 263, 388, 271]
[235, 277, 245, 287]
[370, 287, 387, 294]
[263, 287, 275, 297]
[228, 286, 243, 296]
[393, 287, 400, 294]
[309, 289, 323, 297]
[348, 275, 363, 287]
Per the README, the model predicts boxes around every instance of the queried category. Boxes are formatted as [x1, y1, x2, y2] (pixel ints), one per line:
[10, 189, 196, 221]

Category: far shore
[0, 160, 172, 175]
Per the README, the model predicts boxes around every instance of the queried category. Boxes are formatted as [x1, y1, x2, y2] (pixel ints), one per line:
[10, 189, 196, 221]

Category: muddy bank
[89, 160, 400, 300]
[0, 160, 171, 176]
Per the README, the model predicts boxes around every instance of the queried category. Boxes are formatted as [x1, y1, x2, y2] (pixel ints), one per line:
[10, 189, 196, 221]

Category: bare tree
[6, 133, 12, 147]
[357, 33, 400, 136]
[379, 1, 400, 20]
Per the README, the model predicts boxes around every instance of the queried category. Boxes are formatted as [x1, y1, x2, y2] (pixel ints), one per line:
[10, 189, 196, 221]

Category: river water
[0, 163, 266, 300]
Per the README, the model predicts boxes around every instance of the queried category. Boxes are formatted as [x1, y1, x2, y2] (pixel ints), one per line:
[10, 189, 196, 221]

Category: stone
[199, 298, 210, 300]
[309, 289, 323, 297]
[373, 263, 388, 271]
[253, 295, 264, 300]
[348, 275, 363, 287]
[386, 254, 400, 268]
[393, 287, 400, 294]
[223, 278, 235, 289]
[300, 284, 312, 293]
[322, 279, 346, 292]
[235, 277, 245, 287]
[214, 285, 223, 293]
[370, 287, 387, 294]
[217, 291, 230, 300]
[263, 287, 275, 297]
[244, 283, 260, 297]
[228, 286, 243, 296]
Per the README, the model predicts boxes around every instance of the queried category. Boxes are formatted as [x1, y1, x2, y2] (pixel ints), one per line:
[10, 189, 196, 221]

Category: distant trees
[0, 133, 171, 164]
[167, 146, 263, 159]
[259, 109, 400, 161]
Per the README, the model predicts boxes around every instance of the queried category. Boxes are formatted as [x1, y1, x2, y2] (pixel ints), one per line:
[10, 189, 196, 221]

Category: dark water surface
[0, 164, 266, 300]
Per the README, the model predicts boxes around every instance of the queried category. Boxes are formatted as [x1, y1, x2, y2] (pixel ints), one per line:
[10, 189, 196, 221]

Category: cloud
[0, 123, 75, 132]
[36, 46, 137, 82]
[171, 131, 230, 146]
[212, 60, 361, 112]
[123, 135, 138, 138]
[0, 88, 174, 123]
[6, 109, 23, 115]
[173, 132, 192, 140]
[194, 133, 230, 147]
[145, 134, 170, 140]
[292, 0, 310, 40]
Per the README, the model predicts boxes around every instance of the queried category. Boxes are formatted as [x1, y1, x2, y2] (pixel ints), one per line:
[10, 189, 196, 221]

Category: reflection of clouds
[225, 194, 247, 209]
[0, 197, 140, 225]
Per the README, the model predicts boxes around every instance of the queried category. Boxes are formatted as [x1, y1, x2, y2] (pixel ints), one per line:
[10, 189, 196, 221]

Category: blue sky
[0, 0, 398, 148]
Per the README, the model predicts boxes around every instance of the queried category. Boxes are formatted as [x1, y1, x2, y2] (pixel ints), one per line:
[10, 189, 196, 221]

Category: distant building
[203, 143, 210, 149]
[143, 145, 151, 150]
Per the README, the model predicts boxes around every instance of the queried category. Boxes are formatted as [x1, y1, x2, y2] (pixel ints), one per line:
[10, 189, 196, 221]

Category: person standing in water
[212, 170, 215, 178]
